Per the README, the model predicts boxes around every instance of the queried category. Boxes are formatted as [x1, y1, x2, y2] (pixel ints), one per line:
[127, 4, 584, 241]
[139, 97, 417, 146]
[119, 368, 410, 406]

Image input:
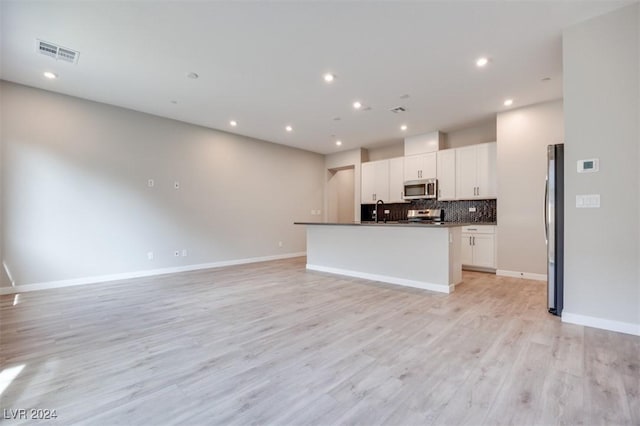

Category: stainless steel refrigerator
[545, 144, 564, 316]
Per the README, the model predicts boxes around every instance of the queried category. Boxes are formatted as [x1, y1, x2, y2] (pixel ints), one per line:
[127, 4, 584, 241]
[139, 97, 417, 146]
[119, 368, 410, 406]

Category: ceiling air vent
[37, 39, 79, 64]
[390, 106, 406, 113]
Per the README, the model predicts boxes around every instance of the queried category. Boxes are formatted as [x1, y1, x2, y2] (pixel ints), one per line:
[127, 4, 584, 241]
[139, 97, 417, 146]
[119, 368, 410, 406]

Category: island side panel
[448, 226, 462, 286]
[305, 225, 454, 293]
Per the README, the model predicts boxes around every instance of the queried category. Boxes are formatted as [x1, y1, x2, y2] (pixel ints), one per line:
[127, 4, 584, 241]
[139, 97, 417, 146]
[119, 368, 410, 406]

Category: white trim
[306, 264, 453, 294]
[562, 311, 640, 336]
[496, 269, 547, 281]
[0, 252, 306, 295]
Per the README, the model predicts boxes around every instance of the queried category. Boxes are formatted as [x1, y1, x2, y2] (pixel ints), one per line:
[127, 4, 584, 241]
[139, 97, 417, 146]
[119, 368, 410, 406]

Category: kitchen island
[294, 222, 462, 293]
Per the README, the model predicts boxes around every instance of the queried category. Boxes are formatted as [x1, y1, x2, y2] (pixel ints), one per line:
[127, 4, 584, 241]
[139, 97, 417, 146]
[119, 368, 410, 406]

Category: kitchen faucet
[376, 199, 385, 223]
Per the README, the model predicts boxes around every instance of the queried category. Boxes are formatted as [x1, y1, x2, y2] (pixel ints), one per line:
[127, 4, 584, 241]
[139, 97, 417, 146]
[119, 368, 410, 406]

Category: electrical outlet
[469, 207, 477, 212]
[278, 241, 283, 247]
[147, 251, 154, 260]
[174, 250, 180, 257]
[147, 179, 154, 188]
[182, 249, 187, 257]
[174, 181, 180, 190]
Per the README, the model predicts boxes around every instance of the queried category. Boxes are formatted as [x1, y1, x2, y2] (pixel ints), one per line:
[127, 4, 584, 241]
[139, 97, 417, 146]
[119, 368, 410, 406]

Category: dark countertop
[294, 221, 494, 228]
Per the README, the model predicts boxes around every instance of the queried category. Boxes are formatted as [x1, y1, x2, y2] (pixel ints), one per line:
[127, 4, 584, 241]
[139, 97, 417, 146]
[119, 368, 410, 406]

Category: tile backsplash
[361, 199, 497, 223]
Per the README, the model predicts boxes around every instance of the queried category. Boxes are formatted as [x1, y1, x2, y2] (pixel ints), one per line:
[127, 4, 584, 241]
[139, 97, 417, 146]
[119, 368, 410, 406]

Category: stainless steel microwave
[404, 178, 437, 200]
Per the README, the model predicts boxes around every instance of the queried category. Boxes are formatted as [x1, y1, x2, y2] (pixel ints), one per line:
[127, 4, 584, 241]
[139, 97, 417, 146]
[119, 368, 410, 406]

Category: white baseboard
[0, 252, 306, 295]
[306, 264, 453, 294]
[496, 269, 547, 281]
[562, 311, 640, 336]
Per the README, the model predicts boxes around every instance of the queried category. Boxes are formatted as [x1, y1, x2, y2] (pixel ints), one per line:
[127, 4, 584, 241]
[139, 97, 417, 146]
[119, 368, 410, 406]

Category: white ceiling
[0, 1, 633, 154]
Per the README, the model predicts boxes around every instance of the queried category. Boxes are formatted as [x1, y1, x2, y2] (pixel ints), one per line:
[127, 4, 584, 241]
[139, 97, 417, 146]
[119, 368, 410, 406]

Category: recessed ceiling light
[43, 71, 57, 79]
[353, 101, 362, 109]
[323, 73, 335, 83]
[285, 125, 293, 132]
[230, 120, 237, 127]
[476, 57, 489, 67]
[336, 140, 342, 146]
[504, 99, 514, 106]
[187, 72, 199, 79]
[170, 100, 178, 104]
[401, 125, 408, 131]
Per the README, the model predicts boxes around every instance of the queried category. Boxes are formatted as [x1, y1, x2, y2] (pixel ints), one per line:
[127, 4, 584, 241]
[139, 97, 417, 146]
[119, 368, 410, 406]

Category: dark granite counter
[294, 221, 474, 228]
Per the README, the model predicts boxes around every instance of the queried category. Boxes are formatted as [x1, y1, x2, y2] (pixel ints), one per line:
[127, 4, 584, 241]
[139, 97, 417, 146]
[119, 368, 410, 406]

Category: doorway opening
[327, 166, 355, 223]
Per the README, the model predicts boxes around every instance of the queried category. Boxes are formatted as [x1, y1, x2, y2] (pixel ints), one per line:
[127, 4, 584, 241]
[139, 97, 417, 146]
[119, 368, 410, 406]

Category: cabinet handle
[473, 236, 476, 246]
[401, 191, 404, 199]
[469, 236, 472, 246]
[438, 189, 441, 198]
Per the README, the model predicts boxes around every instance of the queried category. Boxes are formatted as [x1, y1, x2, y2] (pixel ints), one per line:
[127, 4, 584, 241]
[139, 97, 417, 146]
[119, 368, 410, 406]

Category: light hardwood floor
[1, 257, 638, 425]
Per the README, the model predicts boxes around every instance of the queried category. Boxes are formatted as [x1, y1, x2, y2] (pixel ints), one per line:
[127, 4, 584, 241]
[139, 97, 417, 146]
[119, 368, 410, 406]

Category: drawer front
[461, 225, 495, 234]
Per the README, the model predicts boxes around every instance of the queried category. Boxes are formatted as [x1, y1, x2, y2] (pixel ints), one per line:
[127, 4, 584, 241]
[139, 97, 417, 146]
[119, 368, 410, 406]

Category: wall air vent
[390, 106, 406, 113]
[37, 39, 79, 64]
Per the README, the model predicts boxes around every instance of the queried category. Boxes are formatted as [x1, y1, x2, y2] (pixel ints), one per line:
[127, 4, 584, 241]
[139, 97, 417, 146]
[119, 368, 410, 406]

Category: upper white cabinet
[455, 142, 497, 199]
[388, 157, 406, 203]
[404, 131, 444, 156]
[436, 149, 456, 200]
[361, 160, 389, 204]
[404, 153, 436, 181]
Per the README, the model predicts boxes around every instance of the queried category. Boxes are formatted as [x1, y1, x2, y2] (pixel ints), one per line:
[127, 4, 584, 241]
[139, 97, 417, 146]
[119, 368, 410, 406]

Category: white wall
[496, 100, 564, 277]
[562, 3, 639, 334]
[366, 142, 404, 161]
[445, 119, 496, 149]
[1, 81, 325, 287]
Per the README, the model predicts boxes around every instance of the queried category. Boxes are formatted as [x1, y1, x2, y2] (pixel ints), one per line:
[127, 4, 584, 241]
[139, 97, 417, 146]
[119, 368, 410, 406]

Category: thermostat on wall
[577, 158, 599, 173]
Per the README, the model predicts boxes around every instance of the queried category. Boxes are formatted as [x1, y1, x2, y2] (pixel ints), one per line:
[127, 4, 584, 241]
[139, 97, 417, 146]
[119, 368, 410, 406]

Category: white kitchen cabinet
[455, 142, 497, 199]
[388, 157, 406, 203]
[404, 153, 436, 181]
[361, 160, 389, 204]
[404, 131, 444, 156]
[436, 149, 456, 200]
[461, 225, 496, 269]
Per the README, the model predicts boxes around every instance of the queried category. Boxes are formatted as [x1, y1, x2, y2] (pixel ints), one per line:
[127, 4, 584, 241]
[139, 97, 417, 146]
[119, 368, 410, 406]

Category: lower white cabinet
[461, 225, 496, 269]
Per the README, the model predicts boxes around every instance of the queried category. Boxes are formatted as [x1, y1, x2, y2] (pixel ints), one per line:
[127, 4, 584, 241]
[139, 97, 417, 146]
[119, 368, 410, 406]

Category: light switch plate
[576, 194, 600, 208]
